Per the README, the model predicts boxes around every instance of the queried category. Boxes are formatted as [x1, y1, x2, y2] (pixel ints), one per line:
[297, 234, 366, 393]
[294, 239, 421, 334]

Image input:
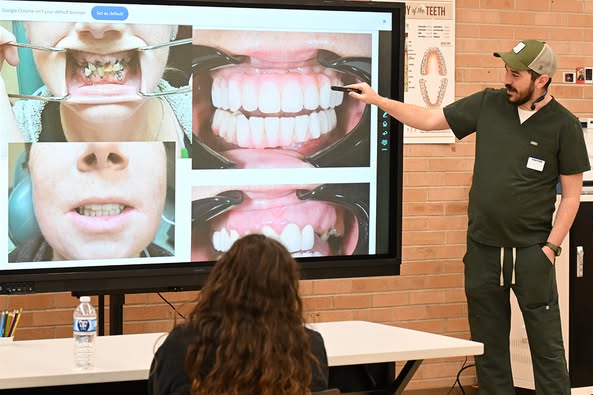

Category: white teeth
[211, 78, 229, 110]
[212, 108, 337, 148]
[259, 81, 281, 114]
[77, 203, 125, 217]
[282, 78, 303, 113]
[210, 70, 347, 148]
[301, 225, 315, 250]
[261, 225, 276, 239]
[303, 80, 320, 111]
[251, 115, 266, 148]
[236, 114, 250, 147]
[212, 223, 324, 254]
[294, 115, 309, 143]
[318, 110, 329, 136]
[211, 108, 224, 133]
[211, 71, 345, 115]
[318, 75, 332, 110]
[264, 117, 280, 148]
[212, 228, 239, 252]
[278, 117, 294, 146]
[292, 251, 323, 257]
[308, 112, 321, 140]
[242, 77, 258, 112]
[281, 223, 301, 252]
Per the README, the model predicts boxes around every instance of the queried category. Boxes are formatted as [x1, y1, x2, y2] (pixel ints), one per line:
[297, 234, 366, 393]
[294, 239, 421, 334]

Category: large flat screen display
[0, 0, 404, 294]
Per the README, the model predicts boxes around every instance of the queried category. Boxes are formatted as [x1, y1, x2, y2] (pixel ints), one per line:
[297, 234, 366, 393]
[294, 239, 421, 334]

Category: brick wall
[2, 1, 592, 391]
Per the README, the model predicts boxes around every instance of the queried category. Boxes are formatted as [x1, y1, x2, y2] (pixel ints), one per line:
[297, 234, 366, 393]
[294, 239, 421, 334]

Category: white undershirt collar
[517, 107, 536, 124]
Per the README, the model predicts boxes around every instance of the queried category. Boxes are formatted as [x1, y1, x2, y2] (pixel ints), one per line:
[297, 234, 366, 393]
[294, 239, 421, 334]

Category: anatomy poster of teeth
[403, 1, 456, 144]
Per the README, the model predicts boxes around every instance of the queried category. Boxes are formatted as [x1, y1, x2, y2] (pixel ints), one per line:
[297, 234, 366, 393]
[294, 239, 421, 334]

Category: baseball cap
[493, 39, 557, 77]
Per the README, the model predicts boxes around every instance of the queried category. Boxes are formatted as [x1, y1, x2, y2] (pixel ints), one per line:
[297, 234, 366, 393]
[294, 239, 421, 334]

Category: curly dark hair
[185, 234, 317, 395]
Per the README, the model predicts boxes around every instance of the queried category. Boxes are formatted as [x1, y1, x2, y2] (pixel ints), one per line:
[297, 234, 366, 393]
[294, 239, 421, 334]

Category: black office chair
[312, 389, 341, 395]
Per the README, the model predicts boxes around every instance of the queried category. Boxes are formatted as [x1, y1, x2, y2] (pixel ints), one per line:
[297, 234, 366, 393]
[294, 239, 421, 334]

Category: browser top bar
[0, 1, 392, 31]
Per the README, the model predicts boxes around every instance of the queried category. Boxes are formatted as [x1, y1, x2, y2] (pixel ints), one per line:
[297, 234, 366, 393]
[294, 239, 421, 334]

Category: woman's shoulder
[169, 322, 194, 340]
[305, 327, 327, 356]
[305, 326, 325, 338]
[159, 323, 194, 349]
[305, 327, 323, 339]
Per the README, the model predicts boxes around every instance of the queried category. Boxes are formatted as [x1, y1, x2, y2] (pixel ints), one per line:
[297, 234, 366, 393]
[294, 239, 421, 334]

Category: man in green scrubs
[348, 39, 590, 394]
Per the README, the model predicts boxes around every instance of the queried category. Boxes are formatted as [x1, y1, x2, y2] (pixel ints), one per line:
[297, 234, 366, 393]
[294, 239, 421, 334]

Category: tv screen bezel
[0, 0, 404, 295]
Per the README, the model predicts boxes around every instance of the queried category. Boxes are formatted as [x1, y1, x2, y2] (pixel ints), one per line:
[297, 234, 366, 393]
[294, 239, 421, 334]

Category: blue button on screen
[92, 6, 128, 21]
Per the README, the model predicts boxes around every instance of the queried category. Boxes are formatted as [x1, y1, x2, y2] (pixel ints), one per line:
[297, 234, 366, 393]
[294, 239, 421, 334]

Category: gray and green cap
[493, 39, 557, 77]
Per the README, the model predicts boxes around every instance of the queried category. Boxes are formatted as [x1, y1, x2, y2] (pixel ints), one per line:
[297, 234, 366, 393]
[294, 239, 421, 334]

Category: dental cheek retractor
[5, 38, 193, 101]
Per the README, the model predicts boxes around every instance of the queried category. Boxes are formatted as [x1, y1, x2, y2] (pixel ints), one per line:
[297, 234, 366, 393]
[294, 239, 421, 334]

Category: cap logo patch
[513, 42, 526, 54]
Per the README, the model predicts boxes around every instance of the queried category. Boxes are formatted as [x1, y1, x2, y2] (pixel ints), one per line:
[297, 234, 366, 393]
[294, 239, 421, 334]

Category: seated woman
[148, 233, 329, 395]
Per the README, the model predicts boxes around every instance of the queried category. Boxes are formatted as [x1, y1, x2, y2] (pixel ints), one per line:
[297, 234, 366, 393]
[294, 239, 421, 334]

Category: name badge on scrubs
[527, 157, 545, 172]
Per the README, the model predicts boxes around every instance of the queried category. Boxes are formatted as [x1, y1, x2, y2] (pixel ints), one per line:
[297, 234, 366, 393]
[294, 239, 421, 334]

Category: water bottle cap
[80, 296, 91, 303]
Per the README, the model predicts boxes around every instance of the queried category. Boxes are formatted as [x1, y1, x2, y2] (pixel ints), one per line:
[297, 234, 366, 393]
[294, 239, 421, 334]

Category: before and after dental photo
[4, 16, 383, 266]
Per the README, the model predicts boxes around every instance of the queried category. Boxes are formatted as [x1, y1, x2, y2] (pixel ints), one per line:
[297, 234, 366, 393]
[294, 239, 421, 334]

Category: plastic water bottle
[73, 296, 97, 369]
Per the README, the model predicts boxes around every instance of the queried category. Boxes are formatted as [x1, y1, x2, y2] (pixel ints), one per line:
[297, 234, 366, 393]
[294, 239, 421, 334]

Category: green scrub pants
[463, 237, 570, 395]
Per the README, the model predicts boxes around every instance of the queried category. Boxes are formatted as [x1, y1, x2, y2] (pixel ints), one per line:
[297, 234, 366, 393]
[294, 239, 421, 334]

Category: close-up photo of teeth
[190, 183, 368, 262]
[77, 55, 129, 81]
[2, 21, 193, 145]
[209, 67, 343, 149]
[192, 30, 371, 169]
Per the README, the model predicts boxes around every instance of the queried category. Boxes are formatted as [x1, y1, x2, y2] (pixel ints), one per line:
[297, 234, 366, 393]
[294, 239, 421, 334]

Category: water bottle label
[73, 318, 97, 333]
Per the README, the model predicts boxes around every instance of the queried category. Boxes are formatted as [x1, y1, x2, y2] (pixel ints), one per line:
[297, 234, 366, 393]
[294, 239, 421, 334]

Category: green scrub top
[443, 88, 590, 247]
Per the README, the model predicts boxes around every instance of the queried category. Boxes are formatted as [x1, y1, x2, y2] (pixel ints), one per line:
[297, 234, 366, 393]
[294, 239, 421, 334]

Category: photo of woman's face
[28, 142, 167, 261]
[192, 30, 372, 169]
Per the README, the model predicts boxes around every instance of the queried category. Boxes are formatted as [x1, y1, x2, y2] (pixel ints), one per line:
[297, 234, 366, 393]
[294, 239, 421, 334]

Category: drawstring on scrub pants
[500, 247, 517, 286]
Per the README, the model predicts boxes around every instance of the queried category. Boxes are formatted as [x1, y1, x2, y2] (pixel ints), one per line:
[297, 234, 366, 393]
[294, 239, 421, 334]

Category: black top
[147, 324, 329, 395]
[443, 88, 590, 247]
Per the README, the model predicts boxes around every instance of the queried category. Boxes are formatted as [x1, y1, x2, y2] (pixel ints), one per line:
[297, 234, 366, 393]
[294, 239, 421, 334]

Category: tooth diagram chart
[403, 1, 455, 144]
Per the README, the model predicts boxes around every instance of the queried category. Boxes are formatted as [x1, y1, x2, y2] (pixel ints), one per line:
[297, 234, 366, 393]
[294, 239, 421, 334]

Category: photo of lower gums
[192, 29, 372, 169]
[7, 142, 176, 262]
[191, 183, 369, 261]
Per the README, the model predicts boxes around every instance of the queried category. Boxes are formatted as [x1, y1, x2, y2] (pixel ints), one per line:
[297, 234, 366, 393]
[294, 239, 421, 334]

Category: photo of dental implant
[192, 29, 373, 169]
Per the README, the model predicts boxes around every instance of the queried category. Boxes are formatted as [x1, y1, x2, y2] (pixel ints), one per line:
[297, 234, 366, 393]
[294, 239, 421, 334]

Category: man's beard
[505, 82, 535, 107]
